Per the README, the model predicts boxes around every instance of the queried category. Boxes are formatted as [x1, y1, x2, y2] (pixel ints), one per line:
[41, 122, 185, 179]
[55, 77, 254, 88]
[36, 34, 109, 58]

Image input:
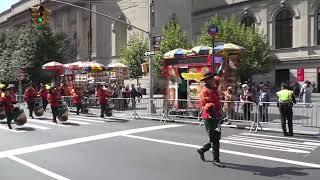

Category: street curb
[105, 116, 320, 137]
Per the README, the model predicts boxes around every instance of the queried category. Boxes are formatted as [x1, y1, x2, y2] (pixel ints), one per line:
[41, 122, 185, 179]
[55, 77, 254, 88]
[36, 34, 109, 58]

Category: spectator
[130, 84, 138, 109]
[137, 83, 143, 99]
[240, 84, 253, 121]
[300, 80, 312, 104]
[311, 82, 317, 93]
[258, 84, 270, 122]
[222, 86, 234, 125]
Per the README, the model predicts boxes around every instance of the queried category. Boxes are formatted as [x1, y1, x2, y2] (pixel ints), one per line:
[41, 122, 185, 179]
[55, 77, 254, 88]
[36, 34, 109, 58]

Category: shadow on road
[15, 127, 36, 131]
[223, 162, 316, 177]
[62, 122, 80, 126]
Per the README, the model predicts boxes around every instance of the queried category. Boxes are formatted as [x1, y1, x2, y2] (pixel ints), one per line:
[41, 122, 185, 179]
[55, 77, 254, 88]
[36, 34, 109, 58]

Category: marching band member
[39, 84, 49, 111]
[47, 86, 62, 123]
[96, 84, 110, 118]
[72, 88, 83, 115]
[1, 88, 16, 129]
[24, 83, 38, 119]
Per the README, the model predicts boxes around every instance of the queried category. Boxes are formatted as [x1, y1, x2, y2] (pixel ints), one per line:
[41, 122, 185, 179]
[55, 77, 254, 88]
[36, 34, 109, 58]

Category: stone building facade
[192, 0, 320, 90]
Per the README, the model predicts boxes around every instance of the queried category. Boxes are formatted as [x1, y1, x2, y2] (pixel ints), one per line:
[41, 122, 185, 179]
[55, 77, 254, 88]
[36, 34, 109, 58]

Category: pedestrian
[222, 86, 234, 125]
[300, 81, 312, 105]
[0, 88, 17, 129]
[72, 88, 83, 115]
[96, 84, 109, 118]
[311, 82, 317, 93]
[258, 84, 270, 122]
[47, 86, 62, 123]
[197, 73, 224, 167]
[276, 83, 296, 136]
[137, 83, 143, 100]
[38, 84, 49, 111]
[240, 84, 253, 121]
[24, 82, 38, 119]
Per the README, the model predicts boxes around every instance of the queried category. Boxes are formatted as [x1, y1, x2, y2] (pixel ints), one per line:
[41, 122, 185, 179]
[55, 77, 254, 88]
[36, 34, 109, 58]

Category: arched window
[241, 16, 255, 29]
[317, 8, 320, 45]
[275, 9, 293, 49]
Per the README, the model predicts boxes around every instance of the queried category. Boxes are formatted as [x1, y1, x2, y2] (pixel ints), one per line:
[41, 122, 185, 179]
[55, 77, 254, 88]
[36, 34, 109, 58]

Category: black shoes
[197, 149, 205, 161]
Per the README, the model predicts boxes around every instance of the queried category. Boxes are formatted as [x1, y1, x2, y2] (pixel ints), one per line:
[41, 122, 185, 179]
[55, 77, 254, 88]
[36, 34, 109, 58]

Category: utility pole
[148, 0, 156, 113]
[88, 0, 92, 62]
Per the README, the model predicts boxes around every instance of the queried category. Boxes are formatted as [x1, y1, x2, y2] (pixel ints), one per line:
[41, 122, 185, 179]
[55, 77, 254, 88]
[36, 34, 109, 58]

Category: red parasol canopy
[42, 61, 65, 71]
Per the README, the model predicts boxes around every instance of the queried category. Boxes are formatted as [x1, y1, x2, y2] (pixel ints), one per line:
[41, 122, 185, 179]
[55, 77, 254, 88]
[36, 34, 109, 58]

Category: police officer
[276, 83, 296, 136]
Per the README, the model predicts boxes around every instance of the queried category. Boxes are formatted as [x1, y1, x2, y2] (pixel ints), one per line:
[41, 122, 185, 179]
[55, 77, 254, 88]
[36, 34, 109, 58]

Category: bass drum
[58, 102, 69, 122]
[34, 97, 44, 116]
[12, 107, 27, 126]
[0, 104, 6, 120]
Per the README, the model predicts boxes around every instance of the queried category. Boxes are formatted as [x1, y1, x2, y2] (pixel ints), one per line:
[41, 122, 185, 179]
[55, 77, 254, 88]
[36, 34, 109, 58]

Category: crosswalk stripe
[225, 136, 317, 149]
[0, 125, 27, 133]
[220, 139, 310, 153]
[20, 124, 50, 130]
[224, 136, 316, 150]
[68, 117, 104, 123]
[242, 133, 320, 143]
[71, 115, 105, 121]
[28, 119, 67, 127]
[65, 120, 90, 125]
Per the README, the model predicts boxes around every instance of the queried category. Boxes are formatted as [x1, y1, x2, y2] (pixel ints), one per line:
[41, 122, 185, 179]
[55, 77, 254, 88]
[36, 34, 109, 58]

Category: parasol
[181, 72, 204, 82]
[191, 45, 212, 55]
[78, 62, 107, 73]
[163, 48, 193, 59]
[213, 43, 245, 54]
[42, 61, 65, 73]
[107, 62, 128, 68]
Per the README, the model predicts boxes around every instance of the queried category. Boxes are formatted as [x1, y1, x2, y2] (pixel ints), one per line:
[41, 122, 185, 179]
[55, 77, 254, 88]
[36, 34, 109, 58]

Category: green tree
[198, 16, 272, 81]
[154, 20, 191, 76]
[0, 25, 75, 83]
[119, 33, 148, 81]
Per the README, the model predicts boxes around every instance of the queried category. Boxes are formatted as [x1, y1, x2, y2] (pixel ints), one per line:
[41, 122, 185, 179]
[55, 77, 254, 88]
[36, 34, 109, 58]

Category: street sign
[144, 51, 155, 56]
[208, 25, 219, 37]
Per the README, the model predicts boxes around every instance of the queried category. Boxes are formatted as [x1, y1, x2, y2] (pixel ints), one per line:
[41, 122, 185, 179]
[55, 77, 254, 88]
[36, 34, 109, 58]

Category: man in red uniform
[197, 72, 225, 167]
[38, 84, 49, 111]
[48, 86, 62, 123]
[96, 84, 109, 118]
[1, 88, 16, 129]
[7, 84, 17, 103]
[24, 83, 38, 119]
[72, 88, 83, 115]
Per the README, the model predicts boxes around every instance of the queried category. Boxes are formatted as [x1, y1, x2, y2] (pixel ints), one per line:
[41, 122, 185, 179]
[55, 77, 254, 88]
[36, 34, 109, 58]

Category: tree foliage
[119, 33, 148, 79]
[0, 25, 75, 84]
[154, 20, 191, 76]
[198, 16, 272, 81]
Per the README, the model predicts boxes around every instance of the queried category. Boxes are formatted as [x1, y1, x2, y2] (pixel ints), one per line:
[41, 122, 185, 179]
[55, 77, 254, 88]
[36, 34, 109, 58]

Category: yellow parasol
[181, 72, 204, 82]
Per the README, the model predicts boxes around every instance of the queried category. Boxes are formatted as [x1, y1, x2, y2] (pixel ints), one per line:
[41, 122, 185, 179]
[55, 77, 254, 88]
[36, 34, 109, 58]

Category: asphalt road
[1, 111, 320, 180]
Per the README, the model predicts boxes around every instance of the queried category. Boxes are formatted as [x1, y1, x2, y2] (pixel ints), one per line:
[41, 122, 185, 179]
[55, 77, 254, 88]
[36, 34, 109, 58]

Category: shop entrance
[275, 69, 290, 87]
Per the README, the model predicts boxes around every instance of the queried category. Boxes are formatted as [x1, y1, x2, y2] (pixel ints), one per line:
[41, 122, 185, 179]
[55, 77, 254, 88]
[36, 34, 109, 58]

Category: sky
[0, 0, 20, 13]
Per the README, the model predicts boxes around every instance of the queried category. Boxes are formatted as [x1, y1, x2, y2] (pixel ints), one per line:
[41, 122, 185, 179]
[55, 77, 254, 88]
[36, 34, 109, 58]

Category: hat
[200, 72, 217, 82]
[0, 83, 5, 89]
[8, 84, 15, 88]
[242, 84, 249, 89]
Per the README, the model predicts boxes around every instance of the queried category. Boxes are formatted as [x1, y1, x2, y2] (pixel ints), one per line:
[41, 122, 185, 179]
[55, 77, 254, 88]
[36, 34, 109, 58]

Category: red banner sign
[297, 68, 304, 82]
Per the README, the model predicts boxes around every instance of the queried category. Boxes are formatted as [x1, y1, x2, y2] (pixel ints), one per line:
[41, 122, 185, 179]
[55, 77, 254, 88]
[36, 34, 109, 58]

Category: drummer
[7, 84, 17, 104]
[72, 87, 83, 115]
[0, 88, 16, 129]
[96, 84, 110, 118]
[24, 82, 38, 119]
[47, 86, 62, 123]
[38, 84, 49, 111]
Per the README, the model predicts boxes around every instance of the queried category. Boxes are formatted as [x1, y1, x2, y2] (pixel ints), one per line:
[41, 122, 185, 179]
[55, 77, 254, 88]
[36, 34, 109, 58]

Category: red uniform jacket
[24, 88, 38, 103]
[9, 92, 17, 104]
[72, 92, 83, 104]
[198, 86, 222, 120]
[39, 89, 49, 102]
[1, 96, 15, 113]
[48, 92, 61, 107]
[96, 89, 109, 105]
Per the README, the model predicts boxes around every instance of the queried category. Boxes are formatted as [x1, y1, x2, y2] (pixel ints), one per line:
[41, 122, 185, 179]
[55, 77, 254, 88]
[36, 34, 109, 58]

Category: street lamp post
[207, 25, 219, 74]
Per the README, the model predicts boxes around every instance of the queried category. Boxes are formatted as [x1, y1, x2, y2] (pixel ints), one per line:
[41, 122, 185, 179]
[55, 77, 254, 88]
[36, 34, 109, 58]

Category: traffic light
[29, 6, 51, 28]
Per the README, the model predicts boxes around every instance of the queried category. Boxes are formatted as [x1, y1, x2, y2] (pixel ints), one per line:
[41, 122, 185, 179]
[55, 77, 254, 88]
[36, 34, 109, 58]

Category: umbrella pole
[211, 36, 215, 74]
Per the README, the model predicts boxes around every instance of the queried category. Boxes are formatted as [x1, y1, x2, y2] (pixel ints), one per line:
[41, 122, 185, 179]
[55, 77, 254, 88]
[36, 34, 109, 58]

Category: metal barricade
[257, 102, 320, 129]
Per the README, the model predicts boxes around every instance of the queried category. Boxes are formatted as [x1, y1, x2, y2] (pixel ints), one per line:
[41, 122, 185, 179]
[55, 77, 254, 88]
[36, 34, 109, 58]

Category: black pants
[100, 103, 107, 117]
[27, 102, 35, 117]
[259, 105, 269, 122]
[43, 100, 48, 111]
[76, 104, 82, 115]
[243, 103, 251, 121]
[200, 118, 221, 162]
[279, 104, 293, 135]
[5, 111, 14, 129]
[51, 106, 59, 122]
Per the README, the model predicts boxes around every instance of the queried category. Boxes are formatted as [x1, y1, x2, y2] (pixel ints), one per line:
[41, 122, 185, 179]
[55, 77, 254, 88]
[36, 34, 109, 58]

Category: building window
[275, 9, 293, 49]
[317, 8, 320, 45]
[241, 16, 255, 29]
